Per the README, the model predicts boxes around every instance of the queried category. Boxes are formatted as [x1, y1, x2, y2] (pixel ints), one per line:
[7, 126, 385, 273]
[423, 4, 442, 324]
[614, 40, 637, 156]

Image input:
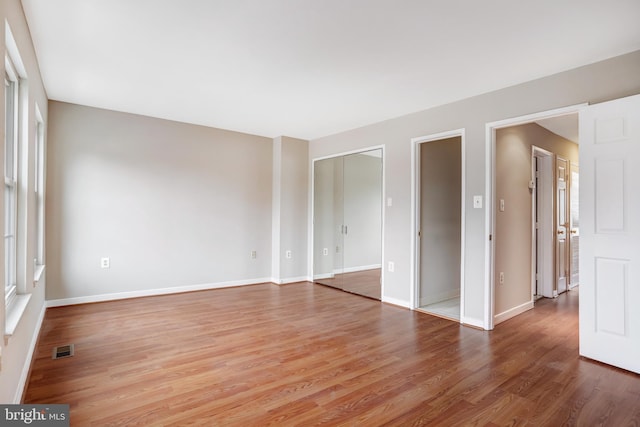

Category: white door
[556, 157, 569, 295]
[533, 149, 554, 298]
[579, 94, 640, 374]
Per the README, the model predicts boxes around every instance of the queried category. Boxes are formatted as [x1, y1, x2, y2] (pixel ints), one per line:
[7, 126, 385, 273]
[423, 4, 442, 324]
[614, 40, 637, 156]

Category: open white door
[579, 94, 640, 374]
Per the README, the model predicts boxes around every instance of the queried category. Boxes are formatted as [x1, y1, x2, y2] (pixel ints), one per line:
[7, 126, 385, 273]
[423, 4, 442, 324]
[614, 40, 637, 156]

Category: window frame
[34, 105, 45, 282]
[4, 55, 19, 307]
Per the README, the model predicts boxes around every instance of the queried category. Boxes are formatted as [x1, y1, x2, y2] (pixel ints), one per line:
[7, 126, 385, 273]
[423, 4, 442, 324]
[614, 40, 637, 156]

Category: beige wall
[46, 102, 275, 301]
[1, 0, 49, 403]
[310, 51, 640, 323]
[272, 136, 309, 282]
[494, 123, 578, 318]
[419, 137, 461, 306]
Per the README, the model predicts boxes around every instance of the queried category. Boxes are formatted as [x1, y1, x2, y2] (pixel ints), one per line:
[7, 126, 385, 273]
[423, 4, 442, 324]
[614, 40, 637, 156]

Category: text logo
[1, 405, 69, 426]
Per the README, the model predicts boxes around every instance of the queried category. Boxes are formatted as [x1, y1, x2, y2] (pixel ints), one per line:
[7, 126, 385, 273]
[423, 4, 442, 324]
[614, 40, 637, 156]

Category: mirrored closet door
[313, 149, 383, 299]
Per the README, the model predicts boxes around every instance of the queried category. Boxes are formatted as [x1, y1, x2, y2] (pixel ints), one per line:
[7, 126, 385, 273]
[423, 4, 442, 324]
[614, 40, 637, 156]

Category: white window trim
[4, 22, 31, 338]
[34, 105, 45, 285]
[5, 56, 19, 310]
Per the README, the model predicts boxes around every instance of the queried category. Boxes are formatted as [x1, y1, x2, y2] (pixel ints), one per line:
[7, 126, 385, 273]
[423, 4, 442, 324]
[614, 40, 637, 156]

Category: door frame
[484, 104, 586, 330]
[410, 128, 466, 323]
[309, 145, 386, 297]
[532, 146, 554, 299]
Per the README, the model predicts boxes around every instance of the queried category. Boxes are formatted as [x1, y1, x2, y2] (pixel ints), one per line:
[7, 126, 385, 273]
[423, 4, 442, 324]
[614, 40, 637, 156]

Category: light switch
[473, 195, 483, 209]
[101, 257, 110, 269]
[387, 197, 393, 207]
[500, 199, 505, 212]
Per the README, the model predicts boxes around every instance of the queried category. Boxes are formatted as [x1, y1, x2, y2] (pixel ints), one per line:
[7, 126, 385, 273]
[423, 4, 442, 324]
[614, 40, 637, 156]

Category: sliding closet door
[313, 149, 383, 299]
[342, 150, 383, 299]
[313, 157, 343, 289]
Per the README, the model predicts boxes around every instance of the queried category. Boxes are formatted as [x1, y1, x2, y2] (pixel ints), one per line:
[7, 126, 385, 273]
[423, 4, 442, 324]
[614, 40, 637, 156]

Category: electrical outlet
[251, 250, 257, 259]
[499, 272, 504, 284]
[388, 261, 395, 272]
[285, 250, 292, 259]
[473, 195, 483, 209]
[101, 257, 110, 269]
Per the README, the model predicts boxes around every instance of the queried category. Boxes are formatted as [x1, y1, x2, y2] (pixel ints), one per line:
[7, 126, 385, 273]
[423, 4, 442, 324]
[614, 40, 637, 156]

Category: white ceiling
[20, 0, 640, 140]
[536, 114, 579, 143]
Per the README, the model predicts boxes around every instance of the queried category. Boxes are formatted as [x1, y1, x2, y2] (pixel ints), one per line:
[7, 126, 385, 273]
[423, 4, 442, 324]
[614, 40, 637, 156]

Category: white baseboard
[382, 296, 411, 309]
[271, 276, 310, 285]
[461, 316, 485, 329]
[341, 264, 382, 274]
[46, 277, 273, 307]
[494, 300, 534, 325]
[14, 302, 46, 404]
[313, 273, 335, 280]
[420, 289, 460, 307]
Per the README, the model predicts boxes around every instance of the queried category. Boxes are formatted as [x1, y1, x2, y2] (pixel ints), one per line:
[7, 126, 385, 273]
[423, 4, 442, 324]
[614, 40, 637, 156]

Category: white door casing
[579, 94, 640, 374]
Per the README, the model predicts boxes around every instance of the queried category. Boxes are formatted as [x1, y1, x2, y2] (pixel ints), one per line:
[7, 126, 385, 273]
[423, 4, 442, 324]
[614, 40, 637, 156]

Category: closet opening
[412, 131, 464, 322]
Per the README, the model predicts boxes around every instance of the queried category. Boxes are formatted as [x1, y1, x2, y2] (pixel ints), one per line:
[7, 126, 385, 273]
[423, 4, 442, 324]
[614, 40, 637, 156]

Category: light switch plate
[101, 257, 110, 269]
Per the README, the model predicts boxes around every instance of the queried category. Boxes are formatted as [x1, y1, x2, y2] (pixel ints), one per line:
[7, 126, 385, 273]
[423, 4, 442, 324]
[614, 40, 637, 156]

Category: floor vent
[52, 344, 75, 359]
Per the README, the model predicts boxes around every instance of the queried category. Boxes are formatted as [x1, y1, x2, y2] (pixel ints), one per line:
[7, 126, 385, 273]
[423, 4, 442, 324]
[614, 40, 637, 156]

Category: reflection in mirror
[313, 156, 343, 290]
[313, 149, 382, 300]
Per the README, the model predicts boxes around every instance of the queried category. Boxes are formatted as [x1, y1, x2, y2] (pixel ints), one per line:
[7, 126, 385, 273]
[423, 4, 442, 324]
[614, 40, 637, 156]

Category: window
[34, 107, 45, 282]
[4, 56, 19, 307]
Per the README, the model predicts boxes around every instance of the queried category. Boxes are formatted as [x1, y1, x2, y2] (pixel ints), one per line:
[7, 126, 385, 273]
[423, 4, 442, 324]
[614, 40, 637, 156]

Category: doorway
[487, 107, 581, 328]
[412, 130, 464, 322]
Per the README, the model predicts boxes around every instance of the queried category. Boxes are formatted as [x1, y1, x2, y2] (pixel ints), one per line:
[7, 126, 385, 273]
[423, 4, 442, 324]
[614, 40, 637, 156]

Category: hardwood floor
[315, 268, 381, 300]
[24, 283, 640, 426]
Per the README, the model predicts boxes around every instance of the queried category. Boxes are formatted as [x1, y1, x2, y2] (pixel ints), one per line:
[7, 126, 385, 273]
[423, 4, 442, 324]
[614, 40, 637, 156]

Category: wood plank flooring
[315, 268, 381, 300]
[24, 283, 640, 426]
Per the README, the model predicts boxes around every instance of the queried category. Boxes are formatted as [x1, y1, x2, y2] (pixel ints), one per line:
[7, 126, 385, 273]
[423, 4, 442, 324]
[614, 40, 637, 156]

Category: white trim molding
[382, 296, 411, 309]
[494, 301, 535, 325]
[271, 276, 310, 285]
[46, 278, 273, 307]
